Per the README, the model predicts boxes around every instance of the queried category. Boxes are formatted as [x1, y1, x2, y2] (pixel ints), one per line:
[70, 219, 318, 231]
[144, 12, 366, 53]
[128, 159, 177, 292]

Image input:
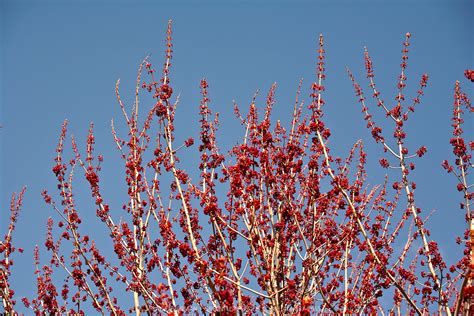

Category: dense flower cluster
[443, 76, 473, 314]
[1, 22, 472, 315]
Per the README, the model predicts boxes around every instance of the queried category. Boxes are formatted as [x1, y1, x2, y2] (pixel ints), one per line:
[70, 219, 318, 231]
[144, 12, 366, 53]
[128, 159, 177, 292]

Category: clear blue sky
[1, 0, 472, 312]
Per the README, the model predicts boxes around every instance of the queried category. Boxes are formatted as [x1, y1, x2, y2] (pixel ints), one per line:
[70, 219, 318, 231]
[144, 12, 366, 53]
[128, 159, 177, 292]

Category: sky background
[1, 0, 472, 313]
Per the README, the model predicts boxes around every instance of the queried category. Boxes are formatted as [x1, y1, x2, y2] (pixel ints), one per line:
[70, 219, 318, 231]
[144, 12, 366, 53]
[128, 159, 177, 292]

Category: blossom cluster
[1, 23, 472, 315]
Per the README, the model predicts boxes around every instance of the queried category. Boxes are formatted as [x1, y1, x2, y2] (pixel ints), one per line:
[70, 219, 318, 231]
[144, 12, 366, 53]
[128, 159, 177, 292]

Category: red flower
[465, 69, 474, 82]
[416, 146, 427, 157]
[379, 158, 390, 168]
[184, 138, 194, 147]
[159, 84, 173, 100]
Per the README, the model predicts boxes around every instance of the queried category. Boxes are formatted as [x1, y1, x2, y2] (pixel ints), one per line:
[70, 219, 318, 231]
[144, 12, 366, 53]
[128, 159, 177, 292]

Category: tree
[1, 21, 472, 315]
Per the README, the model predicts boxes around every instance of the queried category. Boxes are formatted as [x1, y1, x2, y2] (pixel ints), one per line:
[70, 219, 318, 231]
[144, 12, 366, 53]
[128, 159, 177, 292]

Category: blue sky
[1, 0, 472, 312]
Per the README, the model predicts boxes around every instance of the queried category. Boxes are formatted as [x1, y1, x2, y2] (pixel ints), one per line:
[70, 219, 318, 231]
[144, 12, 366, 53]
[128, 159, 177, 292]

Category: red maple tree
[1, 21, 473, 315]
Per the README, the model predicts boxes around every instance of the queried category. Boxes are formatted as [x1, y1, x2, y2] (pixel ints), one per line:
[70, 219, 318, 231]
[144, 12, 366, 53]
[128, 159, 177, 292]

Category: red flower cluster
[465, 69, 474, 82]
[1, 23, 472, 315]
